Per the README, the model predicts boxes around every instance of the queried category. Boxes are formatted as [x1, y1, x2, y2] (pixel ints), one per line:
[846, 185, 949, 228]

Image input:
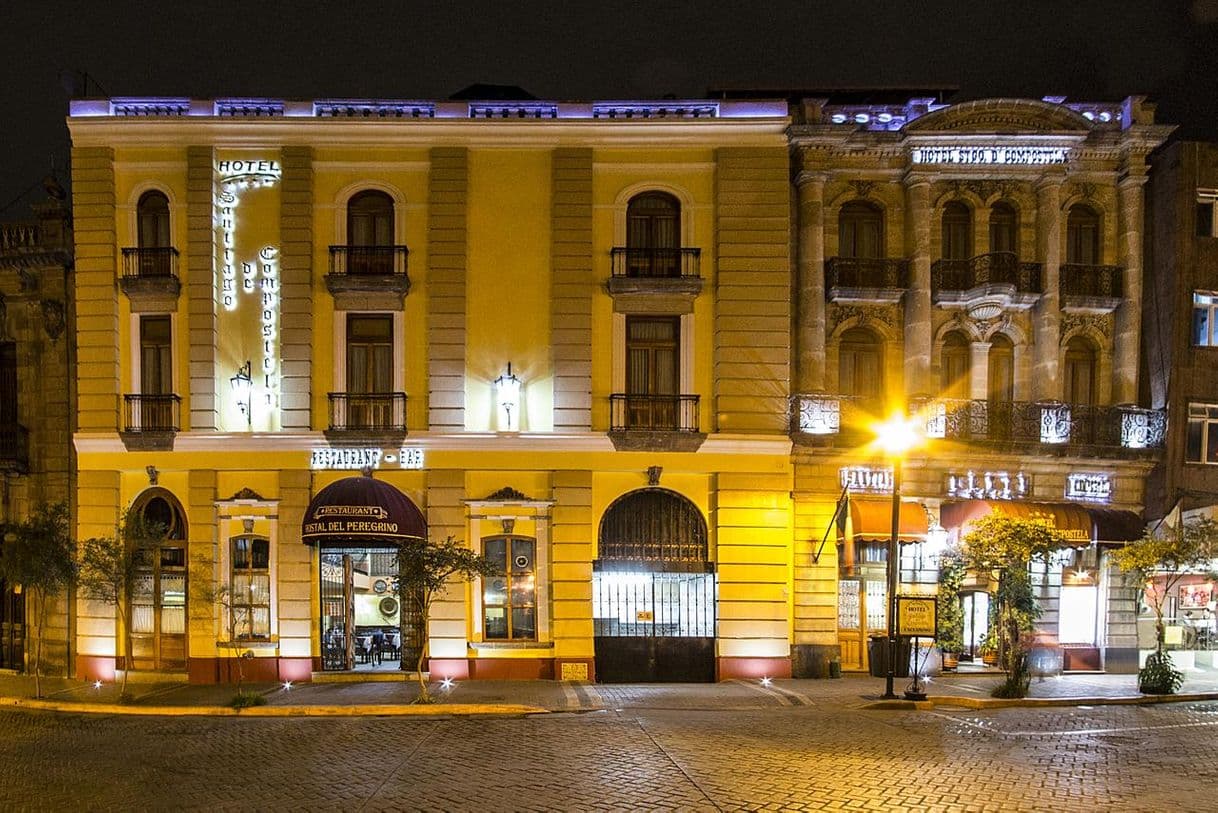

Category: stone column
[1034, 174, 1064, 401]
[795, 171, 827, 393]
[1113, 172, 1146, 404]
[903, 176, 932, 397]
[969, 342, 990, 400]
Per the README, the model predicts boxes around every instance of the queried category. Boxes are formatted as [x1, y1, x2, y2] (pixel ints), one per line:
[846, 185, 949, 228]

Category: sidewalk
[2, 669, 1218, 716]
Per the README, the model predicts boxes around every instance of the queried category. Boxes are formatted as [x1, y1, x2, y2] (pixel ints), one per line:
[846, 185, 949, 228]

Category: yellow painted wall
[466, 150, 553, 431]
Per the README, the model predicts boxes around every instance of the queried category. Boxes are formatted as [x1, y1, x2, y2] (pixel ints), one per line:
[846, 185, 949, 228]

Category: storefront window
[483, 536, 536, 641]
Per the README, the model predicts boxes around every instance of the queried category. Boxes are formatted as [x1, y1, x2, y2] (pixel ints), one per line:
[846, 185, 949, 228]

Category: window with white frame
[1186, 403, 1218, 464]
[1198, 194, 1216, 238]
[482, 536, 537, 641]
[1193, 291, 1218, 346]
[230, 535, 271, 639]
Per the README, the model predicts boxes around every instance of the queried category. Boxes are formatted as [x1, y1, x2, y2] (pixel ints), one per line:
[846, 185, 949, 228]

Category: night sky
[2, 1, 1215, 215]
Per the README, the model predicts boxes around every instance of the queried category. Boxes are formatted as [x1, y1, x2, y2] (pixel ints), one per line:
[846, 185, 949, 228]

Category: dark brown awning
[302, 474, 427, 546]
[848, 499, 929, 542]
[940, 500, 1093, 546]
[1089, 508, 1145, 543]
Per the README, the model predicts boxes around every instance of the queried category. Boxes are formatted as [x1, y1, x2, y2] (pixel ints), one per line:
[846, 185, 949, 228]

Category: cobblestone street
[2, 697, 1216, 811]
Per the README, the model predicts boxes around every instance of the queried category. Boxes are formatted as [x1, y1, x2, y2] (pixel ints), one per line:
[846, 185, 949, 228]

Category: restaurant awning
[848, 499, 929, 542]
[301, 473, 427, 546]
[940, 500, 1094, 546]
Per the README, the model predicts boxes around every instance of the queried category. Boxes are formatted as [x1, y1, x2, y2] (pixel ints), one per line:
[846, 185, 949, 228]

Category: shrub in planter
[1138, 651, 1184, 695]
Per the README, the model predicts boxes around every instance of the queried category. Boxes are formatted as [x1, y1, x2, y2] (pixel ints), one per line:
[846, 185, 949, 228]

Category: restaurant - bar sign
[309, 447, 425, 471]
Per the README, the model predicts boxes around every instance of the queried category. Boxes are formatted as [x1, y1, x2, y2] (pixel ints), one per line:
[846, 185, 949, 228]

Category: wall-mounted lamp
[230, 360, 253, 427]
[494, 362, 522, 431]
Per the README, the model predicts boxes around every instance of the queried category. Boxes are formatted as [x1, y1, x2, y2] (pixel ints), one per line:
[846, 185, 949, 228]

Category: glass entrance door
[961, 591, 990, 660]
[320, 548, 422, 672]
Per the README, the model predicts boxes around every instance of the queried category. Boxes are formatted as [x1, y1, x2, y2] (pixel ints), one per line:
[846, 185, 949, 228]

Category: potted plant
[936, 547, 966, 671]
[980, 630, 1000, 667]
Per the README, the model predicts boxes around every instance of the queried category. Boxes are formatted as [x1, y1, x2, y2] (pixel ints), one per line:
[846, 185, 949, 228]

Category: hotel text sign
[1065, 472, 1112, 503]
[309, 447, 425, 471]
[911, 146, 1069, 166]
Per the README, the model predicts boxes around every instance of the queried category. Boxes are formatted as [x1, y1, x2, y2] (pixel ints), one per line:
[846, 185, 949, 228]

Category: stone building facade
[788, 95, 1172, 674]
[0, 196, 74, 674]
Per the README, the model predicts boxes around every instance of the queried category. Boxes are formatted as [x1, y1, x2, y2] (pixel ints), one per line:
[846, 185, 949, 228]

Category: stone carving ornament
[829, 303, 897, 334]
[1061, 312, 1112, 341]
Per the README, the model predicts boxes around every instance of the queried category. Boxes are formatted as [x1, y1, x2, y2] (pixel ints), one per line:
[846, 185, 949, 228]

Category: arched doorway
[302, 474, 427, 672]
[129, 488, 188, 671]
[593, 488, 715, 682]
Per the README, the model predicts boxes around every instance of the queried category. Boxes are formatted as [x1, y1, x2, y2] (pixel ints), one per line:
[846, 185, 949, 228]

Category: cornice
[66, 117, 791, 149]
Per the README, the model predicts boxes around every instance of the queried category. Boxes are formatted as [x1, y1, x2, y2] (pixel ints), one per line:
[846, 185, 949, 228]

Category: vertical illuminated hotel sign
[214, 154, 282, 431]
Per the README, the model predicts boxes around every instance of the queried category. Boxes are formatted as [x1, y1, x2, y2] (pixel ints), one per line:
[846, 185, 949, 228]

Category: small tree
[0, 503, 77, 698]
[395, 536, 497, 703]
[936, 546, 966, 656]
[190, 559, 263, 706]
[77, 509, 166, 700]
[1112, 516, 1217, 694]
[962, 513, 1071, 698]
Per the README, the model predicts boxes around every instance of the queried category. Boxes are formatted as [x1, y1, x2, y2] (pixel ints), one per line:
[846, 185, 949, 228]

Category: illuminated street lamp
[494, 362, 521, 431]
[230, 360, 253, 428]
[874, 411, 922, 700]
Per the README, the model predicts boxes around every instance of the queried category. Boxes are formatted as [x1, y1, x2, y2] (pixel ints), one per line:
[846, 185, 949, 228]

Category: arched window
[940, 332, 970, 398]
[1064, 336, 1098, 405]
[129, 489, 188, 671]
[1066, 205, 1101, 265]
[989, 203, 1018, 255]
[598, 488, 707, 563]
[987, 334, 1015, 403]
[941, 201, 972, 260]
[347, 190, 394, 246]
[839, 327, 883, 401]
[626, 192, 680, 276]
[345, 191, 395, 276]
[838, 201, 883, 258]
[137, 191, 170, 249]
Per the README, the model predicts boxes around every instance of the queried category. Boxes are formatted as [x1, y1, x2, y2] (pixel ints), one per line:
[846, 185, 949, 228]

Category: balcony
[119, 247, 181, 311]
[608, 394, 704, 452]
[607, 248, 703, 308]
[121, 394, 181, 450]
[932, 252, 1042, 313]
[825, 257, 909, 304]
[0, 424, 29, 473]
[792, 394, 1165, 456]
[327, 392, 407, 433]
[1060, 263, 1123, 313]
[326, 246, 411, 310]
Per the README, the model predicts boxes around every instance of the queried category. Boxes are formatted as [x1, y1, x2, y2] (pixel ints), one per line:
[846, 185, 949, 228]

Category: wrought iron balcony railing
[121, 247, 180, 279]
[792, 394, 1166, 453]
[1060, 263, 1123, 300]
[0, 424, 29, 472]
[931, 252, 1042, 294]
[610, 394, 700, 433]
[123, 394, 181, 432]
[610, 248, 701, 279]
[327, 392, 407, 432]
[328, 245, 410, 277]
[825, 257, 910, 295]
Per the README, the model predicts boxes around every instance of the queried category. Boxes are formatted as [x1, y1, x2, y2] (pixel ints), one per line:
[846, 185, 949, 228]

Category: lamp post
[874, 411, 920, 700]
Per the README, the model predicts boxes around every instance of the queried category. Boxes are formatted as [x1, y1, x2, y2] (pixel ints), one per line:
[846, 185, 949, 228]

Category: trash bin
[868, 634, 911, 678]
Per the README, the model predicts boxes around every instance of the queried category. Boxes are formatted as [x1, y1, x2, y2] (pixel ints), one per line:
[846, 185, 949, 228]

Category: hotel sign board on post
[896, 596, 938, 639]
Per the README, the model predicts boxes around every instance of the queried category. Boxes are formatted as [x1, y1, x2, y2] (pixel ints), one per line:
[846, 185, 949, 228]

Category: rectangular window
[0, 343, 15, 425]
[1186, 403, 1218, 464]
[482, 536, 536, 641]
[139, 316, 172, 395]
[346, 314, 393, 393]
[1193, 292, 1218, 346]
[1198, 200, 1215, 238]
[230, 536, 271, 639]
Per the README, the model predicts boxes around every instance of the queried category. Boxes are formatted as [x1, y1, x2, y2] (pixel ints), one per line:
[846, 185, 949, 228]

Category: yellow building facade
[67, 97, 795, 683]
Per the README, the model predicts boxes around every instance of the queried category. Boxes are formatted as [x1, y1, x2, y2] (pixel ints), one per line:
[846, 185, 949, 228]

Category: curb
[860, 691, 1218, 711]
[0, 696, 549, 718]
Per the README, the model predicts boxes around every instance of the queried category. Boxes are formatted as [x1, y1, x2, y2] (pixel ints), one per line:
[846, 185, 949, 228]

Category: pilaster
[427, 148, 468, 430]
[903, 176, 932, 396]
[1113, 173, 1146, 404]
[1034, 174, 1063, 401]
[187, 146, 217, 430]
[796, 171, 827, 393]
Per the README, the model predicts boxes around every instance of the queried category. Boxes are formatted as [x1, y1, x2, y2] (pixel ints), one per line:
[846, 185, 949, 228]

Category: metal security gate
[593, 487, 715, 683]
[0, 579, 23, 672]
[593, 568, 716, 682]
